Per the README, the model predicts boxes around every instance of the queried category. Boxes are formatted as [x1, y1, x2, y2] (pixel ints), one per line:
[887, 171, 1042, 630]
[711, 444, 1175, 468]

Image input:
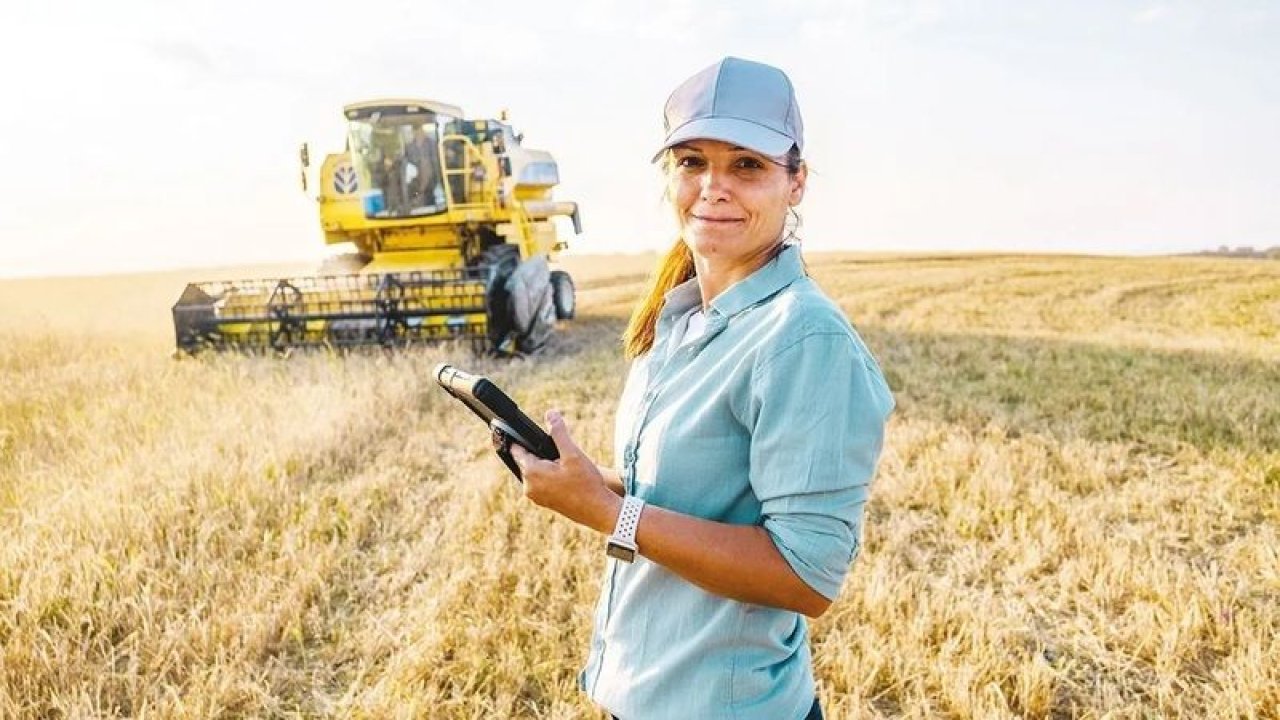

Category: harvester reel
[172, 267, 493, 354]
[374, 274, 407, 346]
[267, 280, 306, 350]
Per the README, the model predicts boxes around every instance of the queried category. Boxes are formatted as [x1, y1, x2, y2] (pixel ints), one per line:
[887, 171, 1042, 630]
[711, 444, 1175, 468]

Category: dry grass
[0, 253, 1276, 719]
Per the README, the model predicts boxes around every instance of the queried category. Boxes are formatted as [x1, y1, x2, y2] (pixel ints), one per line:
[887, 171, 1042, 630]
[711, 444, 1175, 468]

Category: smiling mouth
[691, 215, 745, 223]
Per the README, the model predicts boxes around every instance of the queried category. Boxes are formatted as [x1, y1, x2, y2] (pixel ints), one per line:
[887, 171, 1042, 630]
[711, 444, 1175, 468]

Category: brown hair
[622, 146, 804, 359]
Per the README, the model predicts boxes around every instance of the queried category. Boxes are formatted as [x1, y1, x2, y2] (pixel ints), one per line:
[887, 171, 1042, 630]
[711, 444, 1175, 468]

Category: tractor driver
[369, 123, 409, 216]
[406, 124, 443, 210]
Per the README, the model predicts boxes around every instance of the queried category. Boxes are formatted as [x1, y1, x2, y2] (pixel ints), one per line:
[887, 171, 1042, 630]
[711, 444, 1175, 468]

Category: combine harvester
[172, 99, 581, 354]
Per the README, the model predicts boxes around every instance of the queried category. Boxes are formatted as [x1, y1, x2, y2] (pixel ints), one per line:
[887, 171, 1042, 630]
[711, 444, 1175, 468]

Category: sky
[1, 0, 1277, 278]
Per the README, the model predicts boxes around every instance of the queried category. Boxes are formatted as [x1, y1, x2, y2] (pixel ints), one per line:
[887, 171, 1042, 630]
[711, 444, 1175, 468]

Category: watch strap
[606, 495, 645, 563]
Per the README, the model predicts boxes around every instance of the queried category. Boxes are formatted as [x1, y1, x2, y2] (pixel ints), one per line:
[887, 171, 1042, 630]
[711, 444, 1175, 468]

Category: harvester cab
[173, 99, 581, 355]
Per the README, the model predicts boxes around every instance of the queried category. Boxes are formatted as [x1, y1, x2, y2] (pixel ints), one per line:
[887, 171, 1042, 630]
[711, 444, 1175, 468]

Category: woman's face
[667, 139, 806, 269]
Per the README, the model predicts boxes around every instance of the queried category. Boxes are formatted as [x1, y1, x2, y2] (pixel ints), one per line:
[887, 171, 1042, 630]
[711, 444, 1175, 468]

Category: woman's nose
[699, 168, 729, 202]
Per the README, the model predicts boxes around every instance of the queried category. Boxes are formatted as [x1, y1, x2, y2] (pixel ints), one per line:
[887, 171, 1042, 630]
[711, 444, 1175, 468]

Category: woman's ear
[789, 163, 808, 206]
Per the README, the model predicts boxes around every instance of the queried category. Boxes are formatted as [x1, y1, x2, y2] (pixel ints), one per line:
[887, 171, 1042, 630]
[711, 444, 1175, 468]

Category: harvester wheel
[479, 245, 558, 354]
[504, 255, 556, 354]
[479, 245, 521, 352]
[551, 270, 576, 320]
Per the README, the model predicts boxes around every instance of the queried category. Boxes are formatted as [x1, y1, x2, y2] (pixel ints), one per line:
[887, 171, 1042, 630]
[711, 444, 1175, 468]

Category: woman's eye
[676, 156, 705, 169]
[735, 157, 766, 170]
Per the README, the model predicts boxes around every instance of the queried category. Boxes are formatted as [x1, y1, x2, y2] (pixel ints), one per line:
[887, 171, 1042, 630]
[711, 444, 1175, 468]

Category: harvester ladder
[441, 135, 497, 210]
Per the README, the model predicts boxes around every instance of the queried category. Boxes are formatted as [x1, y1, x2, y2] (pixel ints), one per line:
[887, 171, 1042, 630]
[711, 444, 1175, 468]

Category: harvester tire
[551, 270, 575, 320]
[479, 245, 521, 352]
[505, 255, 556, 353]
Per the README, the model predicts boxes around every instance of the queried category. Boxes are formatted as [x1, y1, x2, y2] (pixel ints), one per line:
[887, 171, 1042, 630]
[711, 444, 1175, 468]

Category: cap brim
[651, 117, 795, 163]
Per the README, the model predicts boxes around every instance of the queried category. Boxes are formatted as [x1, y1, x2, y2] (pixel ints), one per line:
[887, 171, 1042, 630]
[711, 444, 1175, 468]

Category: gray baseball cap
[653, 56, 804, 162]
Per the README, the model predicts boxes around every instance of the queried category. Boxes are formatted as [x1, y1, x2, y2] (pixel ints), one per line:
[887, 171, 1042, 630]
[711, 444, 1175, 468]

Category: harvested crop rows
[1, 253, 1276, 718]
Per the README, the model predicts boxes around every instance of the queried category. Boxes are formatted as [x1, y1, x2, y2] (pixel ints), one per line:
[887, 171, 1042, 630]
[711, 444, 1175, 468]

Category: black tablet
[434, 364, 559, 481]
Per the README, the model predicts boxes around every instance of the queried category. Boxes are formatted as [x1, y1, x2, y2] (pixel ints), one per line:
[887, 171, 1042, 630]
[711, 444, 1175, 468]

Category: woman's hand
[510, 412, 831, 617]
[509, 410, 622, 535]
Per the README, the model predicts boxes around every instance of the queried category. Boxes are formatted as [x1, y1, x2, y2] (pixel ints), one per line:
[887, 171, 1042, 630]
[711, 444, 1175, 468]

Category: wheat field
[1, 252, 1277, 719]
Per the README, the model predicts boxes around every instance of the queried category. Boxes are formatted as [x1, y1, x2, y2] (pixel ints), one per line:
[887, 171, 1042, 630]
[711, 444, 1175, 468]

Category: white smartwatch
[606, 495, 646, 563]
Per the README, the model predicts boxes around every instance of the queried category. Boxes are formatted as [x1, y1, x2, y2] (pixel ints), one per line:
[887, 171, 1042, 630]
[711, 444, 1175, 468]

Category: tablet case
[435, 364, 559, 480]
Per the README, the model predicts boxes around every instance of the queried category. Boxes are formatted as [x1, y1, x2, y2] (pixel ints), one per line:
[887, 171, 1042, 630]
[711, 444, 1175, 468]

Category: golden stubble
[0, 252, 1276, 718]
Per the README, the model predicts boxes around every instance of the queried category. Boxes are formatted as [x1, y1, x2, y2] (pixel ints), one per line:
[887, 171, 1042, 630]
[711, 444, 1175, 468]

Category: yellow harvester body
[173, 99, 580, 353]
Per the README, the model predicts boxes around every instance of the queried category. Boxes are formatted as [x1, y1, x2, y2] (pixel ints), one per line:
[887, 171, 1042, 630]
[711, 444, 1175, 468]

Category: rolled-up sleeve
[749, 331, 894, 600]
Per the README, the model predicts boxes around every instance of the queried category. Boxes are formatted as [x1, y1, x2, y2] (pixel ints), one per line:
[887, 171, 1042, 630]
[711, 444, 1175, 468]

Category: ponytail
[623, 239, 695, 359]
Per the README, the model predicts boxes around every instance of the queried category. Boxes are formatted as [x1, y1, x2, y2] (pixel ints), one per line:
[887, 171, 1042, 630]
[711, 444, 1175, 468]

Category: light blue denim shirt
[580, 244, 894, 720]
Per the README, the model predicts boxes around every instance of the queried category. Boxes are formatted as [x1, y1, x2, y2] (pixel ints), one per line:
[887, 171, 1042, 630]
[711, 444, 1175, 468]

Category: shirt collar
[660, 274, 703, 320]
[660, 243, 805, 321]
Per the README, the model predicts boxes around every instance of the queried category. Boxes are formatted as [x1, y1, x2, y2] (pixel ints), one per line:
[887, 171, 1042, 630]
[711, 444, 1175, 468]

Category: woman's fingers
[509, 412, 614, 528]
[510, 443, 554, 477]
[546, 409, 584, 459]
[509, 443, 532, 471]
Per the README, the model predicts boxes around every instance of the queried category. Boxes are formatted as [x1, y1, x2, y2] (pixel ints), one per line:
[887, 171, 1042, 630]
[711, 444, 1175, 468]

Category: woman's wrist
[587, 489, 625, 536]
[598, 465, 625, 497]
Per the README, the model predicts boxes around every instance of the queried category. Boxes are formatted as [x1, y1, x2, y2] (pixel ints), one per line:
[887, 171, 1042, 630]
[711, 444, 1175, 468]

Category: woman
[510, 57, 894, 720]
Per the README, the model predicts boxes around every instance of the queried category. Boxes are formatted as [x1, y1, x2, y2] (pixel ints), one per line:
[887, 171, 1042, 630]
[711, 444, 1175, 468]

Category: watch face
[606, 543, 636, 563]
